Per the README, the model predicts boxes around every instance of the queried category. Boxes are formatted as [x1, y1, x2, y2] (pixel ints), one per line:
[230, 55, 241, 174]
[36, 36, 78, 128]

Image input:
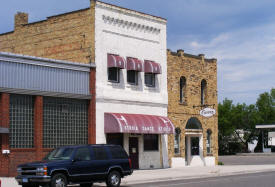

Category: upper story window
[201, 79, 207, 105]
[144, 60, 162, 88]
[108, 67, 120, 83]
[127, 70, 138, 85]
[145, 73, 155, 87]
[107, 54, 126, 83]
[127, 57, 143, 85]
[180, 76, 186, 103]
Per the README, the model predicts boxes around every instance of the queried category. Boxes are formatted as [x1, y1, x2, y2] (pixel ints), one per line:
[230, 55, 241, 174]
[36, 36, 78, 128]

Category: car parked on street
[15, 144, 133, 187]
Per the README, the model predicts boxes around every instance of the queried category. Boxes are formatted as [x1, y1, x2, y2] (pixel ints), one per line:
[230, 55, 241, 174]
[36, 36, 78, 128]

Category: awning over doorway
[0, 127, 9, 134]
[104, 113, 175, 134]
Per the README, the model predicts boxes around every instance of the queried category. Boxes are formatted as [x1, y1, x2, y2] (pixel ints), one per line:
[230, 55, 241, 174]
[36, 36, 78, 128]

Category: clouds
[175, 22, 275, 104]
[0, 0, 274, 104]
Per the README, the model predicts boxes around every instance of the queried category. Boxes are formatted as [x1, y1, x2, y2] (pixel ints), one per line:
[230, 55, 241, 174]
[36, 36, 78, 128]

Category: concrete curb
[122, 168, 275, 185]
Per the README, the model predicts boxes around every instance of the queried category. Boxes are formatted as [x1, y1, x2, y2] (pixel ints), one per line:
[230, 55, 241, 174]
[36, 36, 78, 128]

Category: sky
[0, 0, 274, 105]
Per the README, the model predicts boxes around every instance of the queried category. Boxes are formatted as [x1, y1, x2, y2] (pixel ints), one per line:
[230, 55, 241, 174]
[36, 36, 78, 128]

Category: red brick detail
[88, 68, 96, 144]
[34, 96, 43, 161]
[0, 93, 10, 176]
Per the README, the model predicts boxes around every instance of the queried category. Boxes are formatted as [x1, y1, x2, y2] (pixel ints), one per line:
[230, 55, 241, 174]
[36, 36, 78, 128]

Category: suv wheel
[80, 183, 93, 187]
[51, 173, 68, 187]
[106, 171, 121, 187]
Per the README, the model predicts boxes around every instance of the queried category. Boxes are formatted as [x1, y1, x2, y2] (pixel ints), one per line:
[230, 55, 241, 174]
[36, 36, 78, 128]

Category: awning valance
[144, 60, 161, 74]
[0, 127, 9, 134]
[104, 113, 175, 134]
[126, 57, 143, 71]
[108, 54, 126, 69]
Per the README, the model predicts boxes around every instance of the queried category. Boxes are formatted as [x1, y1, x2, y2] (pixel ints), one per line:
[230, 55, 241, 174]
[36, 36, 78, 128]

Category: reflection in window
[207, 129, 212, 154]
[174, 128, 181, 155]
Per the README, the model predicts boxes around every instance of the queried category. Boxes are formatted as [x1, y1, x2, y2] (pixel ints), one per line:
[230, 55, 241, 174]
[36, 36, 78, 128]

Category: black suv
[16, 144, 133, 187]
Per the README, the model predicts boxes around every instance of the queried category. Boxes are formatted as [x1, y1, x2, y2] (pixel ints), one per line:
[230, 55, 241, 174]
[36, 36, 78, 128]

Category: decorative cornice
[102, 15, 161, 35]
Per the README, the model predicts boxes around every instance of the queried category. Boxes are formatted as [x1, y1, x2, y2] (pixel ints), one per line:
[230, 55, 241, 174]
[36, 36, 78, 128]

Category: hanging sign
[200, 108, 216, 118]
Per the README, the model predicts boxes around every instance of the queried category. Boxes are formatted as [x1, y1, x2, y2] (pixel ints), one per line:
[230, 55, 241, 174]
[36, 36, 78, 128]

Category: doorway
[129, 137, 139, 169]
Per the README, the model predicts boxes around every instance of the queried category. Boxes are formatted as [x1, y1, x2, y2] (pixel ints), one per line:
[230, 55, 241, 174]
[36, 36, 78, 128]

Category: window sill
[179, 102, 187, 106]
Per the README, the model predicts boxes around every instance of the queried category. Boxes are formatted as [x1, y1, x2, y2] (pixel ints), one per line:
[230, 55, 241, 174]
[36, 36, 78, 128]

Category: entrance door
[129, 137, 139, 169]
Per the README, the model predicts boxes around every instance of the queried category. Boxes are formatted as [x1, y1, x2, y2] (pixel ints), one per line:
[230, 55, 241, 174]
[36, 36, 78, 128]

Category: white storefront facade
[94, 1, 173, 169]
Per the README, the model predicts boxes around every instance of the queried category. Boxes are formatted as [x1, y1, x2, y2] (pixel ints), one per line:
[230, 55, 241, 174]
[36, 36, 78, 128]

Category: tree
[218, 88, 275, 155]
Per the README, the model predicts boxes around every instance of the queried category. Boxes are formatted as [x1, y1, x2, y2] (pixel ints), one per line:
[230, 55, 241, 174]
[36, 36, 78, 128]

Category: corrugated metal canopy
[0, 127, 9, 134]
[0, 52, 94, 99]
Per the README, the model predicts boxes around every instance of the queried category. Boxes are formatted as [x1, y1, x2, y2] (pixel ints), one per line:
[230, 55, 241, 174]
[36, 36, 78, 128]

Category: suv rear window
[109, 146, 128, 159]
[92, 147, 108, 160]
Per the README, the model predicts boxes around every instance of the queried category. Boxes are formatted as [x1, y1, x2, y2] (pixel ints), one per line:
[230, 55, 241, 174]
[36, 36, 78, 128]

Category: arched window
[180, 76, 186, 103]
[186, 117, 202, 130]
[207, 129, 212, 154]
[174, 127, 181, 155]
[201, 79, 207, 105]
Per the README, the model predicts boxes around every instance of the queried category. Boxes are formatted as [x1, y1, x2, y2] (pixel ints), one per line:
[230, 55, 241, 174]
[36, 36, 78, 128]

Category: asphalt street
[124, 171, 275, 187]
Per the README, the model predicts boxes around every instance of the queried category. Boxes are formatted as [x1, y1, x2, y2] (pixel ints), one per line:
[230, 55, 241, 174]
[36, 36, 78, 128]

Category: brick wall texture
[0, 6, 95, 63]
[167, 50, 218, 165]
[0, 2, 96, 176]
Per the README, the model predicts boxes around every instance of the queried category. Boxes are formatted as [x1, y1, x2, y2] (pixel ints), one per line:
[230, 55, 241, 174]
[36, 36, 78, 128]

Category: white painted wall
[95, 2, 168, 169]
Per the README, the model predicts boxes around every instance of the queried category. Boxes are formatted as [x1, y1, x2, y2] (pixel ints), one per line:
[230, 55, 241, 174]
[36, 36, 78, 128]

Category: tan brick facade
[0, 4, 95, 64]
[167, 49, 218, 166]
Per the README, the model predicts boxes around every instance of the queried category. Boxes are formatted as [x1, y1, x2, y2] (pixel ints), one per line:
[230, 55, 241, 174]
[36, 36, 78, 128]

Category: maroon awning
[108, 54, 126, 69]
[144, 60, 162, 74]
[104, 113, 175, 134]
[127, 57, 143, 71]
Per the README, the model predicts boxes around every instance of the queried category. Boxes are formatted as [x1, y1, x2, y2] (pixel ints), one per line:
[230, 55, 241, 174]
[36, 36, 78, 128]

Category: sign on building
[200, 108, 216, 118]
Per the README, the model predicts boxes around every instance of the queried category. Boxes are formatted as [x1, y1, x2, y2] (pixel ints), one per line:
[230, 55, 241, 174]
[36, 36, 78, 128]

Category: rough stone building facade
[167, 49, 218, 167]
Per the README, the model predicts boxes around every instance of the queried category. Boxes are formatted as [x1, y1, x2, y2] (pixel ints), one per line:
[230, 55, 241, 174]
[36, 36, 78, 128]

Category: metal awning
[256, 124, 275, 129]
[0, 127, 9, 134]
[126, 57, 143, 71]
[144, 60, 161, 74]
[104, 113, 175, 134]
[107, 54, 126, 69]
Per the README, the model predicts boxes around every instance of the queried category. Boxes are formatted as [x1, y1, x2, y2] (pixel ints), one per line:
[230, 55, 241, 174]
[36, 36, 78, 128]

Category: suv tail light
[129, 158, 132, 169]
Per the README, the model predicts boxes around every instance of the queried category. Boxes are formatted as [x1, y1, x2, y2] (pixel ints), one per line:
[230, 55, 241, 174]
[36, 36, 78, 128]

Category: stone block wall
[167, 49, 218, 165]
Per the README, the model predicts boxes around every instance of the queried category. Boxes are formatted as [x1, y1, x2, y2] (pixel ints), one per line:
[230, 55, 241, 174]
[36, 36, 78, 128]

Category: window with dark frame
[207, 129, 212, 154]
[127, 70, 138, 85]
[108, 67, 120, 83]
[145, 73, 155, 87]
[144, 134, 158, 151]
[180, 76, 186, 103]
[174, 128, 181, 155]
[201, 79, 207, 105]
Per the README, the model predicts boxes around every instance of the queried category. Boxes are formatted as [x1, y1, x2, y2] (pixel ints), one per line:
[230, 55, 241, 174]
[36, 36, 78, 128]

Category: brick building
[167, 50, 218, 167]
[0, 0, 219, 176]
[0, 0, 175, 175]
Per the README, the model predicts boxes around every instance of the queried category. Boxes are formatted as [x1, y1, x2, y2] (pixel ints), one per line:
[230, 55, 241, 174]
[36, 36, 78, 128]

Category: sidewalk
[2, 165, 275, 186]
